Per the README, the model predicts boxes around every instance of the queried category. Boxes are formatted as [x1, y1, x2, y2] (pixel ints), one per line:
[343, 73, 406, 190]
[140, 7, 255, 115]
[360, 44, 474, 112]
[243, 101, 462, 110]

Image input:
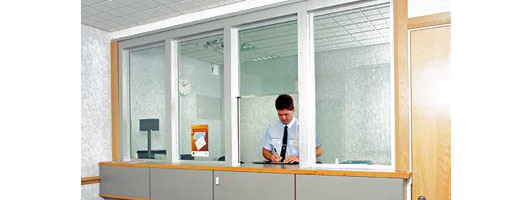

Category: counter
[99, 161, 411, 179]
[99, 161, 410, 200]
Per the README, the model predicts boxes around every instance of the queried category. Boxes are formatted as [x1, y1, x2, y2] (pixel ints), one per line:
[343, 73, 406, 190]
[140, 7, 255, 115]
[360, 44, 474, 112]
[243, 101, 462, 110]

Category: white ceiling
[178, 2, 391, 64]
[81, 0, 247, 32]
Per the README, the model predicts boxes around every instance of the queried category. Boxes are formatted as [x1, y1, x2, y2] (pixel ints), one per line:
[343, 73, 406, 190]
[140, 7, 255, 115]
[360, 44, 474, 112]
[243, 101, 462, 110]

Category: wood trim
[394, 0, 410, 172]
[408, 12, 451, 29]
[100, 193, 154, 200]
[81, 176, 101, 185]
[111, 41, 120, 162]
[99, 162, 411, 179]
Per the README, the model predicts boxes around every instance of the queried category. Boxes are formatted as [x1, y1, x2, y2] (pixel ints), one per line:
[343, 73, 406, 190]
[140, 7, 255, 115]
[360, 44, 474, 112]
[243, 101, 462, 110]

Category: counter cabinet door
[296, 175, 406, 200]
[99, 166, 150, 199]
[213, 171, 295, 200]
[150, 168, 214, 200]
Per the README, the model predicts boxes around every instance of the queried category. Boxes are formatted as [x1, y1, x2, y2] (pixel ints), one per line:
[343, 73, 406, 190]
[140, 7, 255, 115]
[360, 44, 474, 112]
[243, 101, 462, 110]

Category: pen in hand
[271, 147, 282, 162]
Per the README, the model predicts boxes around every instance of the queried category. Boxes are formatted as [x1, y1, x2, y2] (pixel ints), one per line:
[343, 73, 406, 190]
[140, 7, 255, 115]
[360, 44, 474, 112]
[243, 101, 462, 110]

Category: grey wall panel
[150, 168, 213, 200]
[214, 171, 294, 200]
[99, 166, 150, 199]
[296, 175, 405, 200]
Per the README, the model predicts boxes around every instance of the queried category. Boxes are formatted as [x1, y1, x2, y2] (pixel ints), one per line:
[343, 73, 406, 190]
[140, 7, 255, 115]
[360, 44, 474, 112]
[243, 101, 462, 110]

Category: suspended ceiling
[81, 0, 247, 32]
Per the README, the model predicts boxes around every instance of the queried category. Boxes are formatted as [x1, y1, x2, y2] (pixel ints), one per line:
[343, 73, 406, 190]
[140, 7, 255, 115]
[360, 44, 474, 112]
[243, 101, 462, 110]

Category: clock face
[179, 79, 191, 95]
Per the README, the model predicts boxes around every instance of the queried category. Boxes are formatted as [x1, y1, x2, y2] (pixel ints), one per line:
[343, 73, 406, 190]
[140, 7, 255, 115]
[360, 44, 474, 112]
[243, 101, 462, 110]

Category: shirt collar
[284, 117, 297, 129]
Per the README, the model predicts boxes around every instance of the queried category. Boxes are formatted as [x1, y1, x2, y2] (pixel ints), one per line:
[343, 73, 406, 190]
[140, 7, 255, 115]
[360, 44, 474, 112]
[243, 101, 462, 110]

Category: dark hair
[275, 94, 294, 110]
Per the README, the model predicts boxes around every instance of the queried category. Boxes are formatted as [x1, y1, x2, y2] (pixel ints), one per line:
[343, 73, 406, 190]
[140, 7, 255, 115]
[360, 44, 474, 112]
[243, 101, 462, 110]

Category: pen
[271, 147, 281, 162]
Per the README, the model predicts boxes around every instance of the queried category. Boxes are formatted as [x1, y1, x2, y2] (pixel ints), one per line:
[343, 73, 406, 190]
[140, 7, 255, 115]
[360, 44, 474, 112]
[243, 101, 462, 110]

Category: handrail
[81, 176, 101, 185]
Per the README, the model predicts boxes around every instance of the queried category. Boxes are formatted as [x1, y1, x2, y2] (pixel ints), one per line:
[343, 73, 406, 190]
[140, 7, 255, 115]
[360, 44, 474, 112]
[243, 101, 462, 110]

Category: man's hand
[270, 154, 282, 162]
[284, 155, 299, 163]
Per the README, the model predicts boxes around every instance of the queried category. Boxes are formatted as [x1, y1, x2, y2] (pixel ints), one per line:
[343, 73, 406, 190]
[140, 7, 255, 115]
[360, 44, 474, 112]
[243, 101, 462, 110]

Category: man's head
[275, 94, 295, 125]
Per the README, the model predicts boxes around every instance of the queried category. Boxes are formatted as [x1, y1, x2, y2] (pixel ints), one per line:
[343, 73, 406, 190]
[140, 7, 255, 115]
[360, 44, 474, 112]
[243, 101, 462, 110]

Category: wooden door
[411, 25, 451, 200]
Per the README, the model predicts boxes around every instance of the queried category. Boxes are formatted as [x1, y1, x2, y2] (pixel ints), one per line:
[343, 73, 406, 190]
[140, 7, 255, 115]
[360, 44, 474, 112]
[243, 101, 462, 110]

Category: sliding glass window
[129, 45, 167, 160]
[313, 2, 393, 166]
[238, 20, 298, 163]
[178, 34, 225, 161]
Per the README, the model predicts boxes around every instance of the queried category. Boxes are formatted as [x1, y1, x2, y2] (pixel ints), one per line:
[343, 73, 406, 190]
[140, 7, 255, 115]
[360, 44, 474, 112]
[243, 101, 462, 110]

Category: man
[262, 94, 322, 163]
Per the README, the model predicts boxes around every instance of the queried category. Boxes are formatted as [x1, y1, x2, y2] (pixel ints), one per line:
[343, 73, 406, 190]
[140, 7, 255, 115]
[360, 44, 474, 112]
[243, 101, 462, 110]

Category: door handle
[418, 196, 426, 200]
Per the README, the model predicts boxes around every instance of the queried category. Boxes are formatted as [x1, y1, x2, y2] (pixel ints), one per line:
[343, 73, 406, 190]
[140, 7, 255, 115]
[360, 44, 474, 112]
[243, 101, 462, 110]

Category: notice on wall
[191, 124, 209, 157]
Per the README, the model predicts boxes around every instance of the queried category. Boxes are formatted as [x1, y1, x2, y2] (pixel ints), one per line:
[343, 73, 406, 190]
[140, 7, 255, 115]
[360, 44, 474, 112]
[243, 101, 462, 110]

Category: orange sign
[191, 124, 209, 157]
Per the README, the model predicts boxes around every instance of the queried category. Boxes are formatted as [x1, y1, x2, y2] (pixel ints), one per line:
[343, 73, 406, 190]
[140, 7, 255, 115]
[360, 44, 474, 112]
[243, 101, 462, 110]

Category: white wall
[81, 24, 111, 200]
[408, 0, 450, 18]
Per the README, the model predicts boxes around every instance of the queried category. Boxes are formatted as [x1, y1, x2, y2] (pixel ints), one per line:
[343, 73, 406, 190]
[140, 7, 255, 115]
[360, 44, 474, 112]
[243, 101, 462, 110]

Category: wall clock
[179, 78, 191, 95]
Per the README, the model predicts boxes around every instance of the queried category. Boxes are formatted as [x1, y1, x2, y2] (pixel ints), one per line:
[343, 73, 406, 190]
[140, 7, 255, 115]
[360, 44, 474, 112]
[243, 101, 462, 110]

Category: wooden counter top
[99, 161, 411, 179]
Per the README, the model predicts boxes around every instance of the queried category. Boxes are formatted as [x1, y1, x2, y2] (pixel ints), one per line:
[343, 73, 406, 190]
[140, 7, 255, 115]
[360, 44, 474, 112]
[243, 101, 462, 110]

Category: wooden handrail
[100, 193, 154, 200]
[81, 176, 101, 185]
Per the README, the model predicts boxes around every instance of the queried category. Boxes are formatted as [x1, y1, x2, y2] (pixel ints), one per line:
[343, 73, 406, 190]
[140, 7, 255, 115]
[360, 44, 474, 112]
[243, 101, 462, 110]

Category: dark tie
[280, 126, 288, 162]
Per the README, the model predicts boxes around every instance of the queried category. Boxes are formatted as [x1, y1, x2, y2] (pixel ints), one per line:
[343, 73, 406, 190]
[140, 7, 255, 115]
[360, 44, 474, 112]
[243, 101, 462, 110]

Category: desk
[99, 161, 410, 200]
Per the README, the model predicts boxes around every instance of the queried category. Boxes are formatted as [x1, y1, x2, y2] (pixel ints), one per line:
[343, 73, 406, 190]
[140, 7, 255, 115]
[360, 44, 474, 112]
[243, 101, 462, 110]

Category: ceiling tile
[109, 17, 132, 25]
[111, 6, 137, 17]
[127, 11, 151, 21]
[112, 0, 144, 5]
[129, 0, 163, 12]
[193, 0, 214, 7]
[81, 18, 97, 25]
[82, 0, 107, 7]
[89, 14, 107, 22]
[93, 22, 112, 30]
[82, 7, 102, 16]
[90, 1, 122, 12]
[153, 0, 184, 5]
[81, 11, 91, 18]
[93, 12, 117, 21]
[102, 20, 120, 27]
[167, 0, 202, 13]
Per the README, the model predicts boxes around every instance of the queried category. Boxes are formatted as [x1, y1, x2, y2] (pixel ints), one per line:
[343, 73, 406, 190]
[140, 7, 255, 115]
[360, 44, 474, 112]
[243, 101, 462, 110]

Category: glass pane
[129, 45, 167, 160]
[314, 2, 392, 165]
[178, 34, 225, 161]
[239, 94, 298, 162]
[239, 20, 298, 96]
[238, 20, 298, 162]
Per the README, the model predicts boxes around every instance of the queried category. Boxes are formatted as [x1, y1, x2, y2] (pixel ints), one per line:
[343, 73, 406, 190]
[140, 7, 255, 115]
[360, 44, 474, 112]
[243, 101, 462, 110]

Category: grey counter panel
[296, 175, 405, 200]
[99, 166, 150, 199]
[150, 168, 213, 200]
[214, 171, 294, 200]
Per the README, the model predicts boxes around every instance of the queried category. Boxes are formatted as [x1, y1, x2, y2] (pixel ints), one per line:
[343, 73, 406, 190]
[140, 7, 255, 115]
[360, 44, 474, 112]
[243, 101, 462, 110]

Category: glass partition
[239, 20, 298, 96]
[178, 34, 225, 161]
[129, 45, 167, 160]
[314, 2, 392, 165]
[238, 20, 298, 162]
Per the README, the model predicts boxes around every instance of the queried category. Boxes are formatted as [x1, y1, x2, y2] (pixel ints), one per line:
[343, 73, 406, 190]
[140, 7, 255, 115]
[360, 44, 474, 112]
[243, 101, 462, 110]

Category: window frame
[307, 0, 396, 170]
[113, 0, 407, 171]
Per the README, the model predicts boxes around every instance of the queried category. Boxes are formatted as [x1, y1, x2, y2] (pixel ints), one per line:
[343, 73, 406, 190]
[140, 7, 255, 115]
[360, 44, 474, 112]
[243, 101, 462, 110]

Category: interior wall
[81, 24, 111, 200]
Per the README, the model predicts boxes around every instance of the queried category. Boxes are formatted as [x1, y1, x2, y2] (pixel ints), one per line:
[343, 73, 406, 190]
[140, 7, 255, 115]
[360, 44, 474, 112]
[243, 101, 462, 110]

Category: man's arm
[316, 146, 322, 157]
[262, 147, 282, 162]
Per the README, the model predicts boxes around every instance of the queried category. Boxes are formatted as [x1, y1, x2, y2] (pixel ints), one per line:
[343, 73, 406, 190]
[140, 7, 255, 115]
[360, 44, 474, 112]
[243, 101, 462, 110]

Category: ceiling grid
[82, 0, 246, 32]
